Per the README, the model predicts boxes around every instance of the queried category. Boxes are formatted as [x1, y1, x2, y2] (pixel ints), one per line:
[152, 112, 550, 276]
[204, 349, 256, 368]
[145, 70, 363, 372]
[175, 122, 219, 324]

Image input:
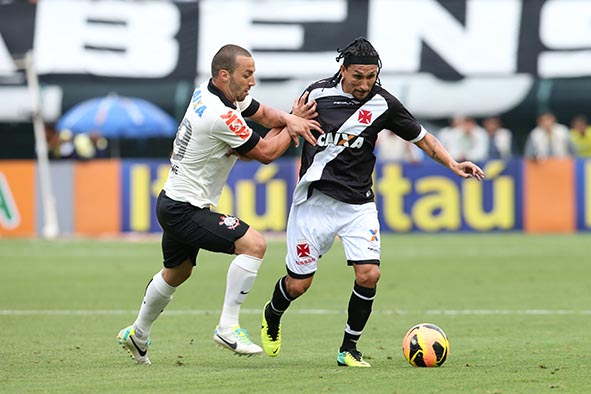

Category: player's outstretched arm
[415, 132, 485, 181]
[234, 94, 322, 163]
[238, 126, 291, 164]
[248, 102, 322, 147]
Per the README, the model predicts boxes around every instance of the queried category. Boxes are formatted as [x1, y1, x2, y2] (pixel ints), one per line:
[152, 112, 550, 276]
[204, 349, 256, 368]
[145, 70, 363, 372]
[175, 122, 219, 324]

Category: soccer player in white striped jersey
[117, 44, 322, 364]
[261, 37, 484, 367]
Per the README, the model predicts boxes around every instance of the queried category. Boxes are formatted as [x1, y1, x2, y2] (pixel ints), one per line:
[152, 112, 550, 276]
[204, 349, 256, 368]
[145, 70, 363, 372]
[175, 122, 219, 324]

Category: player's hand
[285, 114, 323, 148]
[292, 91, 318, 120]
[452, 161, 485, 181]
[225, 148, 252, 161]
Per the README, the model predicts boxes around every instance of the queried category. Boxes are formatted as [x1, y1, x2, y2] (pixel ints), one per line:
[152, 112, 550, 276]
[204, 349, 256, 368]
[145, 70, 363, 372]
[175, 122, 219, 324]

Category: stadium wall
[0, 158, 589, 237]
[2, 0, 591, 158]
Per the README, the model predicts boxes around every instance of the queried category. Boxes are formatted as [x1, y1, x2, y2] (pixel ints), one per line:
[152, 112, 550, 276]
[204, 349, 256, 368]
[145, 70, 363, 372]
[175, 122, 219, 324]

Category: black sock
[340, 281, 376, 352]
[265, 276, 295, 325]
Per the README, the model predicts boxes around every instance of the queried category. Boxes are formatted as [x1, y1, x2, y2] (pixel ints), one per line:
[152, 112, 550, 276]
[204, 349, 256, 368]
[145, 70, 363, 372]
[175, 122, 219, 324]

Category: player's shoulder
[308, 77, 338, 91]
[187, 82, 235, 119]
[373, 84, 397, 101]
[307, 77, 341, 101]
[373, 84, 406, 108]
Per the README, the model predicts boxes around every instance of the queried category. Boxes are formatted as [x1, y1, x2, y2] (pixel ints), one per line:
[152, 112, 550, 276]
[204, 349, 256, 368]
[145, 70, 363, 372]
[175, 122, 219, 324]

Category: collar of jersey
[208, 79, 237, 110]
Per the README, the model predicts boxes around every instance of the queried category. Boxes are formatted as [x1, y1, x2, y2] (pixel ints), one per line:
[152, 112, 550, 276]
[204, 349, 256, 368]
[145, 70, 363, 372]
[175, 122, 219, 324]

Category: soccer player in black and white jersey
[117, 44, 322, 364]
[260, 38, 485, 367]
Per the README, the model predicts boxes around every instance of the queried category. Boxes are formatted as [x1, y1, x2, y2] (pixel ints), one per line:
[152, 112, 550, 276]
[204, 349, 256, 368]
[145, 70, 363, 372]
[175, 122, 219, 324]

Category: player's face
[340, 64, 378, 100]
[228, 55, 256, 102]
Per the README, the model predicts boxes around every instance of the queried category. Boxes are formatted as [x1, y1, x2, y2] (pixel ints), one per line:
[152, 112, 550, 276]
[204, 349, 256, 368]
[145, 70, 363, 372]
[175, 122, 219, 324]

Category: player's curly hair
[331, 37, 382, 84]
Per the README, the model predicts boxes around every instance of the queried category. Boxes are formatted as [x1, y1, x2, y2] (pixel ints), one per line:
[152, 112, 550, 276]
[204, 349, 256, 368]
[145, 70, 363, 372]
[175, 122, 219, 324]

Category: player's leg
[336, 201, 381, 367]
[192, 211, 263, 355]
[133, 257, 193, 339]
[261, 273, 314, 356]
[261, 191, 333, 356]
[218, 226, 265, 332]
[117, 259, 191, 365]
[117, 191, 197, 364]
[336, 264, 380, 367]
[212, 226, 265, 355]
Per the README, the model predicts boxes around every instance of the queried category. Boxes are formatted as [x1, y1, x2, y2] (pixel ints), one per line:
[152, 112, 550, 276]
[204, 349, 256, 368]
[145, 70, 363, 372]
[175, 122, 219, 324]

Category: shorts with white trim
[285, 190, 381, 278]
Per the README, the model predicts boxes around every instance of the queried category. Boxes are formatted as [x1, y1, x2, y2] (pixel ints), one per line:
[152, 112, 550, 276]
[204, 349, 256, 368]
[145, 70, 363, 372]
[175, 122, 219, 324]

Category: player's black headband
[343, 55, 380, 66]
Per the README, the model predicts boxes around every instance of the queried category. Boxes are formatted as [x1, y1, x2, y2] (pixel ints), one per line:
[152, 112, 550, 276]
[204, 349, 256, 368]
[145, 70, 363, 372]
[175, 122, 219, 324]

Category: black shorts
[156, 190, 250, 268]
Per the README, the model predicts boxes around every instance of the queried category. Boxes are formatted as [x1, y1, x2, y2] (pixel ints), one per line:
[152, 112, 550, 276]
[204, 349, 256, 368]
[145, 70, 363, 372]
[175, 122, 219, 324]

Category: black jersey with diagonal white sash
[292, 77, 426, 205]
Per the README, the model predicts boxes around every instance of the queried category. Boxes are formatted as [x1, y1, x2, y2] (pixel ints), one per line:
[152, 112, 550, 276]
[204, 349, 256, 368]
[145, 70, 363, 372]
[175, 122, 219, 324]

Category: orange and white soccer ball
[402, 323, 450, 367]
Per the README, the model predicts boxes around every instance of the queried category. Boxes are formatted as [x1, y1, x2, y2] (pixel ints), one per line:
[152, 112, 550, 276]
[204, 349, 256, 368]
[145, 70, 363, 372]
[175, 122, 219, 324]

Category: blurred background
[1, 0, 590, 237]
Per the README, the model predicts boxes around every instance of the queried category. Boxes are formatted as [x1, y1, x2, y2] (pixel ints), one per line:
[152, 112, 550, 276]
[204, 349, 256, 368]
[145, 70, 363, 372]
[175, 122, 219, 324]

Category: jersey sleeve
[238, 96, 260, 118]
[213, 108, 260, 151]
[384, 97, 424, 143]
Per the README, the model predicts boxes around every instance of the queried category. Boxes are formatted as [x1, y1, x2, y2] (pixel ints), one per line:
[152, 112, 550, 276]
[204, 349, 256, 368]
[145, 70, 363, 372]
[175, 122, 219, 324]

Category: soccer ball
[402, 323, 450, 367]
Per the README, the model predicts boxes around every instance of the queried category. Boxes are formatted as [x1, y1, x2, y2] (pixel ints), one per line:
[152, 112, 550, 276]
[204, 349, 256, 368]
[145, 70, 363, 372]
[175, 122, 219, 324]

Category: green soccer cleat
[337, 349, 371, 367]
[261, 301, 281, 357]
[117, 325, 151, 365]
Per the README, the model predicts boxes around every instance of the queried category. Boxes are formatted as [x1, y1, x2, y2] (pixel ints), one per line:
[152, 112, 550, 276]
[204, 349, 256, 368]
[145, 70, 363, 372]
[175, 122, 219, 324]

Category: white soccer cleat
[117, 325, 151, 365]
[213, 325, 263, 356]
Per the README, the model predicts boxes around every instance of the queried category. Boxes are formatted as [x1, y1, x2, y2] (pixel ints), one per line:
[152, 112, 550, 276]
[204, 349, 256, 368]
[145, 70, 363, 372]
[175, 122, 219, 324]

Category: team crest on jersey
[296, 240, 311, 258]
[219, 215, 240, 230]
[358, 109, 372, 124]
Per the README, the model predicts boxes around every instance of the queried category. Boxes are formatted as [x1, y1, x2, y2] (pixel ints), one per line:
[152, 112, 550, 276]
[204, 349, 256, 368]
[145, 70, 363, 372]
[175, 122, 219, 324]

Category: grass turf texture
[1, 234, 590, 393]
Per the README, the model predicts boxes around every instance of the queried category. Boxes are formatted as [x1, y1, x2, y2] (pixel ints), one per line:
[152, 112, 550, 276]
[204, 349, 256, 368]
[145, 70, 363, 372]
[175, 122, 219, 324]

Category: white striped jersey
[293, 77, 426, 205]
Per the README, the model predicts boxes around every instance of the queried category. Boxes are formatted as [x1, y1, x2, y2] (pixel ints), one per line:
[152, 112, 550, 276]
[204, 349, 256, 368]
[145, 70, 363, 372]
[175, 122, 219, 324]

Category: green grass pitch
[1, 233, 590, 393]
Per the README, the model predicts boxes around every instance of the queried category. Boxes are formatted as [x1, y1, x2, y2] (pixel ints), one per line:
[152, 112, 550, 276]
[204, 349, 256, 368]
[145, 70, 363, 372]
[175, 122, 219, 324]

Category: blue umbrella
[56, 94, 178, 138]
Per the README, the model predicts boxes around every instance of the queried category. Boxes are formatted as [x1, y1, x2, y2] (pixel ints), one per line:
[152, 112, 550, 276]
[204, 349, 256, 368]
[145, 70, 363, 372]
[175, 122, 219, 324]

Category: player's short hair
[211, 44, 252, 77]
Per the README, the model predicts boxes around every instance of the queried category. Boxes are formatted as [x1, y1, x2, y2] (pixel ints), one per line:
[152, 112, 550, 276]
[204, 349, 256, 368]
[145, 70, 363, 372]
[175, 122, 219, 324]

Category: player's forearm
[251, 104, 290, 129]
[244, 127, 291, 164]
[264, 126, 284, 140]
[264, 128, 292, 161]
[416, 133, 457, 169]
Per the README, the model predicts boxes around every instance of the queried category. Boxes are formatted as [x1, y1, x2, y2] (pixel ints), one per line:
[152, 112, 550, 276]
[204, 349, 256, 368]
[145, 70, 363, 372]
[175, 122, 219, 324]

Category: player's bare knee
[285, 276, 312, 298]
[355, 266, 381, 288]
[162, 260, 193, 287]
[235, 228, 267, 258]
[245, 234, 266, 258]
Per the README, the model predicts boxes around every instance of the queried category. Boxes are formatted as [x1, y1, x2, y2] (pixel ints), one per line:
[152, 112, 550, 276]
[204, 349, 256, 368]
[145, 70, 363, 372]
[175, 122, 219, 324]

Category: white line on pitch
[0, 309, 590, 316]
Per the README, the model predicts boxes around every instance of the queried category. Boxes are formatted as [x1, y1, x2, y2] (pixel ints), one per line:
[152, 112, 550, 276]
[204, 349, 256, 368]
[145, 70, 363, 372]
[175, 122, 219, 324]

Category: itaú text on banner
[1, 158, 590, 236]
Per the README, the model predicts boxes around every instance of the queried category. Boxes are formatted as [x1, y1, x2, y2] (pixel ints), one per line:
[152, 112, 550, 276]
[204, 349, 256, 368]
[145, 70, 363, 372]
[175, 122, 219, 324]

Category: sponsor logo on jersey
[219, 215, 240, 230]
[317, 132, 364, 149]
[191, 88, 206, 117]
[358, 109, 372, 124]
[333, 101, 358, 105]
[367, 246, 380, 254]
[220, 111, 251, 140]
[369, 229, 379, 242]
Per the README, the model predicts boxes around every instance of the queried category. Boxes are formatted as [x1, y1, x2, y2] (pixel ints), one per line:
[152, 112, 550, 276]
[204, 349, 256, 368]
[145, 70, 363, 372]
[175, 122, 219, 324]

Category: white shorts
[285, 190, 381, 278]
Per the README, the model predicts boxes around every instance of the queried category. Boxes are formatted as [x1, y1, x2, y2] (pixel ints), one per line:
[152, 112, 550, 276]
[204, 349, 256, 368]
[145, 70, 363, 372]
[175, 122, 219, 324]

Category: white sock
[218, 255, 262, 332]
[133, 270, 176, 339]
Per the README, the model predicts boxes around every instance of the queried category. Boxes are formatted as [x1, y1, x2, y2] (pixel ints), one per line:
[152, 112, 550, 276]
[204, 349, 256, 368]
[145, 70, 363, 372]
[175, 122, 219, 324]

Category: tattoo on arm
[429, 139, 445, 165]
